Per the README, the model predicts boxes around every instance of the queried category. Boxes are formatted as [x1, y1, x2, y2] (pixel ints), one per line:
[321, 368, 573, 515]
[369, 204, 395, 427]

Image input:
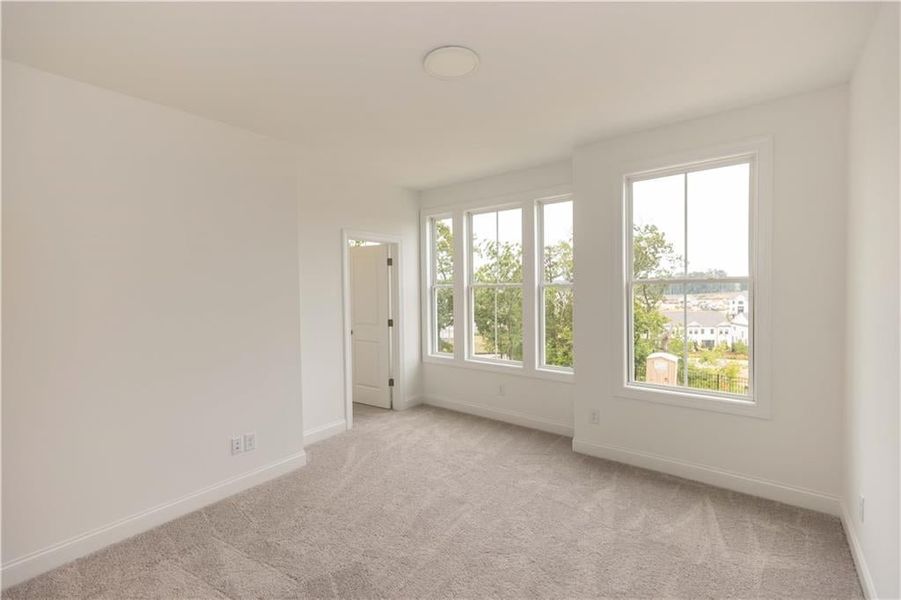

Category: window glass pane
[471, 209, 523, 284]
[632, 174, 685, 278]
[687, 163, 749, 277]
[433, 217, 454, 284]
[682, 281, 750, 395]
[497, 209, 522, 283]
[471, 211, 497, 283]
[632, 277, 751, 395]
[472, 287, 522, 362]
[633, 283, 687, 388]
[628, 160, 752, 400]
[543, 201, 574, 283]
[544, 286, 573, 368]
[434, 287, 454, 354]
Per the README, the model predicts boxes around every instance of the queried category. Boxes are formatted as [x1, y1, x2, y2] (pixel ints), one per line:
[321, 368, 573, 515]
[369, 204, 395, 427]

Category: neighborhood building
[663, 309, 748, 349]
[729, 291, 749, 316]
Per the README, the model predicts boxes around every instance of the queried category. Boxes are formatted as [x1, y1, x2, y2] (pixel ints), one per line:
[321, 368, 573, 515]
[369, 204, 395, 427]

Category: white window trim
[466, 205, 526, 366]
[617, 138, 773, 419]
[426, 214, 454, 358]
[419, 184, 574, 384]
[537, 196, 575, 374]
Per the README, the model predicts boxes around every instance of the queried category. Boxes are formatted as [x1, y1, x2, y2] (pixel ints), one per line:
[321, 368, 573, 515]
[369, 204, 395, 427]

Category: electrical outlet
[859, 496, 865, 523]
[243, 432, 256, 452]
[590, 409, 600, 425]
[230, 436, 243, 455]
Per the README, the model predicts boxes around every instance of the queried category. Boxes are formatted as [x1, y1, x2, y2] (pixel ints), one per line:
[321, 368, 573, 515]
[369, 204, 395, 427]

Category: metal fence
[686, 371, 749, 394]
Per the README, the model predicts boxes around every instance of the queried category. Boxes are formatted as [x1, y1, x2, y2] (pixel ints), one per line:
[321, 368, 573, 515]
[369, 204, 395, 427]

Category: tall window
[429, 216, 454, 355]
[539, 199, 574, 370]
[469, 208, 523, 363]
[627, 158, 752, 399]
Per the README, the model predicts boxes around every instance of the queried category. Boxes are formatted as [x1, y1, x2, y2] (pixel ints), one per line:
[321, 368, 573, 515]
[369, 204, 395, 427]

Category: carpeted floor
[5, 404, 862, 599]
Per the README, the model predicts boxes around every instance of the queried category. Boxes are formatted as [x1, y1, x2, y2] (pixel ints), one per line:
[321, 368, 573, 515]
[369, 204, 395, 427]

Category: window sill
[423, 355, 574, 384]
[535, 366, 575, 383]
[616, 383, 770, 419]
[423, 353, 455, 364]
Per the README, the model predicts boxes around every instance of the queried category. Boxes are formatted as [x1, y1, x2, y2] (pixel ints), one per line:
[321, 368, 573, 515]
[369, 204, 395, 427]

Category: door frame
[341, 229, 405, 430]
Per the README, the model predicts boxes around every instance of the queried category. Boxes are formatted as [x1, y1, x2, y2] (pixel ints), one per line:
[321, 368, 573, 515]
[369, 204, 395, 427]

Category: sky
[471, 201, 572, 252]
[466, 161, 748, 278]
[632, 162, 749, 277]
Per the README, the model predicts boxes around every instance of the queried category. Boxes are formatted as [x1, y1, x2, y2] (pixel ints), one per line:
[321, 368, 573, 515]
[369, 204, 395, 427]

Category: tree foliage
[542, 239, 573, 367]
[472, 240, 524, 360]
[468, 233, 574, 367]
[434, 220, 454, 352]
[631, 224, 748, 393]
[632, 224, 680, 379]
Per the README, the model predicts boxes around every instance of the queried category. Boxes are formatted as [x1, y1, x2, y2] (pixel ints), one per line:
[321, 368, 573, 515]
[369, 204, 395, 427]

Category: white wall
[2, 62, 304, 584]
[572, 87, 850, 512]
[297, 169, 421, 440]
[844, 5, 900, 598]
[419, 161, 575, 435]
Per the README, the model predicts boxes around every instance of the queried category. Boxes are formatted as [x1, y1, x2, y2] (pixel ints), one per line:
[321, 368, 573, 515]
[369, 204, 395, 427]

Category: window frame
[466, 205, 525, 367]
[618, 139, 772, 419]
[419, 184, 574, 383]
[537, 196, 575, 373]
[428, 214, 455, 357]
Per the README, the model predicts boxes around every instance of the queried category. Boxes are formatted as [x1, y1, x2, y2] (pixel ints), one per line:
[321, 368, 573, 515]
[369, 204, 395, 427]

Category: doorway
[341, 230, 404, 429]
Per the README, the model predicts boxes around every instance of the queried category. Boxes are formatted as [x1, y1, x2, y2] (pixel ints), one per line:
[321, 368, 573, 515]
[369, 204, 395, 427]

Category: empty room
[2, 2, 899, 599]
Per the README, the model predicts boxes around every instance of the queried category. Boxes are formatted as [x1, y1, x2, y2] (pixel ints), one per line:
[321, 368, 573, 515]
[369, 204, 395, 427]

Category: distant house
[663, 310, 738, 349]
[731, 312, 749, 343]
[729, 292, 749, 316]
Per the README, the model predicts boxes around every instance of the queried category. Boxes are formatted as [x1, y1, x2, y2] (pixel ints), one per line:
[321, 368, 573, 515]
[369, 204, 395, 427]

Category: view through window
[470, 208, 523, 362]
[628, 160, 752, 398]
[431, 216, 454, 354]
[540, 200, 574, 369]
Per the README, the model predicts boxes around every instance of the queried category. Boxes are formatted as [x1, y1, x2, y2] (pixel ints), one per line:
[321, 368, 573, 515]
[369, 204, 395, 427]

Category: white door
[350, 244, 392, 409]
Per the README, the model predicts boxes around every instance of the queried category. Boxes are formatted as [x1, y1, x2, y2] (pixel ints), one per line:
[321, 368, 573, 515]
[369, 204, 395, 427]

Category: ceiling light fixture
[423, 46, 480, 79]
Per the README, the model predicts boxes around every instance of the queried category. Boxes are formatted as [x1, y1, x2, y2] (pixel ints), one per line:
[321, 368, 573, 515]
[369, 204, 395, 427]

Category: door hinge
[388, 318, 394, 327]
[387, 257, 393, 266]
[388, 378, 395, 387]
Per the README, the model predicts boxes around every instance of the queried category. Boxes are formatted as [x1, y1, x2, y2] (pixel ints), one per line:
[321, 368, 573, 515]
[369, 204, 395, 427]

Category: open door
[350, 244, 392, 409]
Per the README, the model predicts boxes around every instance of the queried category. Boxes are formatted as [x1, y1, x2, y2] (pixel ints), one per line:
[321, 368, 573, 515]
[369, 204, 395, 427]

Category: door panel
[352, 340, 380, 386]
[350, 244, 391, 409]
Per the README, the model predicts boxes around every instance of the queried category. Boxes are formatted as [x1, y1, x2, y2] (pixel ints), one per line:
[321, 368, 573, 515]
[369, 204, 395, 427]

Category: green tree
[470, 228, 576, 368]
[472, 240, 523, 360]
[632, 224, 680, 379]
[699, 345, 724, 365]
[633, 224, 680, 280]
[434, 220, 454, 352]
[667, 332, 686, 356]
[435, 220, 453, 282]
[543, 239, 574, 368]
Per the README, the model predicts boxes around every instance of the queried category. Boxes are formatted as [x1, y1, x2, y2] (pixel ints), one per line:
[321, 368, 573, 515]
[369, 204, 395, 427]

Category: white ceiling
[2, 2, 878, 189]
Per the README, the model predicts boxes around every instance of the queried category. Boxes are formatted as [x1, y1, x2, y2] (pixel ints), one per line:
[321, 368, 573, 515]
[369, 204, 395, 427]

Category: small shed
[646, 352, 679, 386]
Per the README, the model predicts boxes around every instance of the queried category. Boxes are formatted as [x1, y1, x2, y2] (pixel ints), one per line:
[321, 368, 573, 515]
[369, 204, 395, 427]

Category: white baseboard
[840, 501, 877, 599]
[423, 395, 574, 437]
[1, 450, 307, 590]
[573, 438, 841, 516]
[303, 419, 346, 446]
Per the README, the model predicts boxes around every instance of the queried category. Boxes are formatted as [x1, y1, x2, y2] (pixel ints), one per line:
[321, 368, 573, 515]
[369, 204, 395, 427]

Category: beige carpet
[5, 404, 862, 599]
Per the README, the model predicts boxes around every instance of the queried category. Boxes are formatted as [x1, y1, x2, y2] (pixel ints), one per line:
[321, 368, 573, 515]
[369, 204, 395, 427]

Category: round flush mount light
[423, 46, 480, 79]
